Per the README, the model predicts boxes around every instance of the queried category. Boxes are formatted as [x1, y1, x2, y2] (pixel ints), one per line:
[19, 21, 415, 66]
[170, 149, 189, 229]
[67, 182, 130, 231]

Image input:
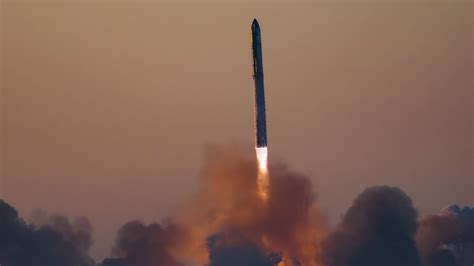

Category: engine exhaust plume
[256, 147, 269, 200]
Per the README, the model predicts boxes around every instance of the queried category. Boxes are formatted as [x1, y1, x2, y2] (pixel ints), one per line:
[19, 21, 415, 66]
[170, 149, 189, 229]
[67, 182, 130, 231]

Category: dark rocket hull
[251, 19, 267, 148]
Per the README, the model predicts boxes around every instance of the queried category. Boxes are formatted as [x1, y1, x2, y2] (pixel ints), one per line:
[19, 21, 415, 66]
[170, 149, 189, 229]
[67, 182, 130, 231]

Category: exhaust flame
[256, 147, 269, 200]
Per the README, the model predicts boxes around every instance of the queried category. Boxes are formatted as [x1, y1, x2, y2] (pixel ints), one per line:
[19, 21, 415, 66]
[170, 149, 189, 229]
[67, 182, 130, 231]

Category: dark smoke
[101, 220, 187, 266]
[416, 205, 474, 266]
[30, 211, 93, 254]
[320, 186, 421, 266]
[0, 200, 94, 266]
[207, 230, 281, 266]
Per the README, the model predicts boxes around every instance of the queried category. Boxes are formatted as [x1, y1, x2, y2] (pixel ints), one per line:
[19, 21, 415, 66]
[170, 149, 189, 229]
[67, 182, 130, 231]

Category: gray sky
[1, 0, 473, 260]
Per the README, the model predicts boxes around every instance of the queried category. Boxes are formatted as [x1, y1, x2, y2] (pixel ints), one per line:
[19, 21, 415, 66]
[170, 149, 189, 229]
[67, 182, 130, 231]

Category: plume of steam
[416, 204, 474, 266]
[0, 200, 95, 266]
[320, 186, 421, 266]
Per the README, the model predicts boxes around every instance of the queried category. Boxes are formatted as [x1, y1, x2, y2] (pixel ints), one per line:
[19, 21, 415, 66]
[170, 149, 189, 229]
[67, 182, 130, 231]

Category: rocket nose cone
[252, 19, 260, 32]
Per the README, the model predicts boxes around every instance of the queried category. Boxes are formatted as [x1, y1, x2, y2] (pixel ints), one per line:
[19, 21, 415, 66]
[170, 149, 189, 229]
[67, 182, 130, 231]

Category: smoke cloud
[99, 145, 327, 266]
[193, 146, 327, 266]
[207, 231, 282, 266]
[319, 186, 421, 266]
[416, 205, 474, 266]
[100, 220, 187, 266]
[0, 200, 94, 266]
[0, 145, 472, 266]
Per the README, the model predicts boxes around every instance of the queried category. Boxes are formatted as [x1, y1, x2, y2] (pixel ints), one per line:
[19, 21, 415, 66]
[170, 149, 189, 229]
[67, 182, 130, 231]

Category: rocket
[251, 19, 268, 148]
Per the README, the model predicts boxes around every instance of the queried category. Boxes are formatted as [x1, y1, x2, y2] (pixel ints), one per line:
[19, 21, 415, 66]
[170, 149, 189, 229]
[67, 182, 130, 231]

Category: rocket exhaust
[256, 147, 269, 200]
[251, 19, 269, 200]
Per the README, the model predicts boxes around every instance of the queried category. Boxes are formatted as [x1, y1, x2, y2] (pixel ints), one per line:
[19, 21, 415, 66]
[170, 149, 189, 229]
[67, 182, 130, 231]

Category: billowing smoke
[416, 205, 474, 266]
[319, 186, 421, 266]
[100, 145, 327, 266]
[207, 231, 282, 266]
[190, 146, 327, 266]
[0, 200, 94, 266]
[100, 220, 187, 266]
[30, 210, 93, 254]
[1, 145, 472, 266]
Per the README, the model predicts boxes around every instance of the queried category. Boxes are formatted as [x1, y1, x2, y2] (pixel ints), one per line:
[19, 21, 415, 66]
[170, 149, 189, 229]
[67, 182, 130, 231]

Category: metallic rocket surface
[251, 19, 268, 148]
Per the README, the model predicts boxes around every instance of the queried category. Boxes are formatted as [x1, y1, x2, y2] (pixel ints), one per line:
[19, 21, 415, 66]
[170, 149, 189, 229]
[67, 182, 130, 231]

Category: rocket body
[251, 19, 268, 148]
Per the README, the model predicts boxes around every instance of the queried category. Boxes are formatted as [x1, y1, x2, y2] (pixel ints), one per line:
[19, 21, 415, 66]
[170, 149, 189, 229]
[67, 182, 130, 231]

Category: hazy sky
[2, 0, 473, 260]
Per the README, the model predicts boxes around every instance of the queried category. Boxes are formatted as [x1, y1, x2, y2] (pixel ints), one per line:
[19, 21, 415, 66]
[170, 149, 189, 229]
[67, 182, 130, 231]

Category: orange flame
[256, 147, 269, 200]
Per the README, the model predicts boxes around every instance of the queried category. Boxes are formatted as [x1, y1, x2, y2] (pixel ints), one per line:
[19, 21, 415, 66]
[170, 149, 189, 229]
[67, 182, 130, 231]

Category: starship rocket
[251, 19, 268, 148]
